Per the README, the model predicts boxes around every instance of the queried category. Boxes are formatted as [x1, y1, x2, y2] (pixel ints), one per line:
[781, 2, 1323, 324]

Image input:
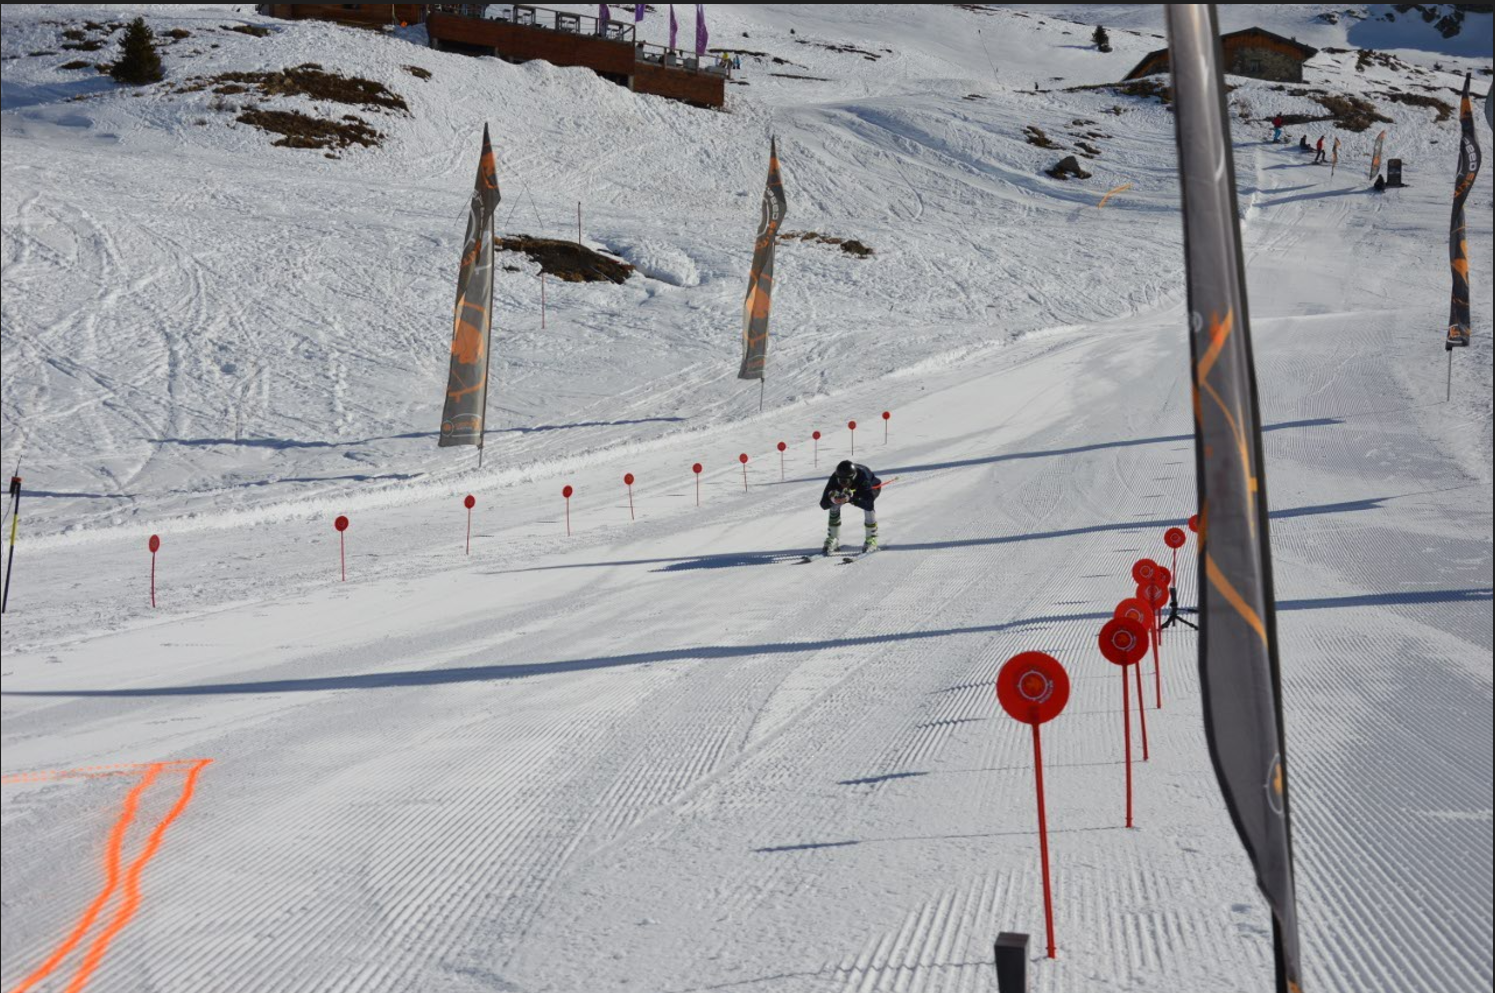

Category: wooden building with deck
[258, 4, 729, 108]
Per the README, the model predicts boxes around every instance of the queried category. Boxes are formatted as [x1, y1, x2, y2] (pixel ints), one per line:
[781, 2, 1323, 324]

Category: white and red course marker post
[739, 453, 750, 492]
[882, 410, 892, 444]
[848, 420, 858, 457]
[464, 495, 477, 556]
[148, 535, 161, 609]
[335, 516, 350, 582]
[1101, 616, 1151, 828]
[624, 474, 636, 521]
[692, 463, 703, 507]
[777, 442, 787, 481]
[562, 486, 574, 536]
[812, 431, 822, 468]
[996, 652, 1072, 961]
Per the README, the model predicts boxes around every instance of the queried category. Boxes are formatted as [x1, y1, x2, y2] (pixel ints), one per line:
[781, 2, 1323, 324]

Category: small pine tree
[1093, 26, 1113, 54]
[110, 18, 164, 85]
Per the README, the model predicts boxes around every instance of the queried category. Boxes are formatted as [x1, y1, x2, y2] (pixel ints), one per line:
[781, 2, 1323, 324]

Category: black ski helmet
[836, 460, 856, 481]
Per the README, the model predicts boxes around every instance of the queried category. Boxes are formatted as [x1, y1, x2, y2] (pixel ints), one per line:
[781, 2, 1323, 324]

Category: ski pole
[1, 476, 21, 615]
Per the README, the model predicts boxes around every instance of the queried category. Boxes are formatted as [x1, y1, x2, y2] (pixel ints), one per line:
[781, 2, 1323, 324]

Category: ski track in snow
[2, 3, 1493, 993]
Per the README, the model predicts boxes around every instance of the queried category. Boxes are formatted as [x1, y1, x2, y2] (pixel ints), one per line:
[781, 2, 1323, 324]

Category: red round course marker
[624, 474, 636, 521]
[562, 486, 574, 536]
[1132, 558, 1161, 585]
[334, 516, 350, 582]
[739, 454, 751, 491]
[624, 473, 635, 487]
[776, 442, 788, 481]
[1155, 566, 1173, 589]
[1115, 598, 1154, 629]
[848, 421, 859, 457]
[997, 652, 1071, 726]
[148, 535, 161, 608]
[995, 652, 1070, 961]
[692, 463, 703, 506]
[812, 431, 822, 467]
[1138, 582, 1168, 609]
[1165, 528, 1187, 550]
[1188, 514, 1201, 534]
[882, 411, 892, 444]
[464, 496, 476, 555]
[1100, 618, 1149, 667]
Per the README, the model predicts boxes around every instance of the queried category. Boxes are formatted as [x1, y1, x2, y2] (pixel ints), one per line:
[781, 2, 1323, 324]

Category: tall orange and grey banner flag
[738, 138, 787, 382]
[1369, 129, 1387, 182]
[1447, 74, 1483, 352]
[1166, 7, 1304, 992]
[440, 125, 502, 449]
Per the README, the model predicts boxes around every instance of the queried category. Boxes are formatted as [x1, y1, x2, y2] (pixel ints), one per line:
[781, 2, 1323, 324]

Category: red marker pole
[148, 535, 161, 609]
[996, 653, 1071, 961]
[562, 486, 574, 536]
[624, 474, 636, 521]
[2, 475, 21, 615]
[813, 431, 822, 468]
[882, 410, 891, 444]
[1115, 600, 1154, 761]
[777, 442, 787, 481]
[1102, 617, 1149, 827]
[335, 516, 350, 582]
[848, 420, 858, 458]
[693, 463, 703, 507]
[1032, 721, 1055, 956]
[1138, 582, 1169, 710]
[739, 454, 750, 492]
[1165, 526, 1188, 609]
[464, 495, 477, 555]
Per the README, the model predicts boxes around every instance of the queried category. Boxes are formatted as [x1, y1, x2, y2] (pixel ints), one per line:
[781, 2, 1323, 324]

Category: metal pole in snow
[0, 476, 19, 614]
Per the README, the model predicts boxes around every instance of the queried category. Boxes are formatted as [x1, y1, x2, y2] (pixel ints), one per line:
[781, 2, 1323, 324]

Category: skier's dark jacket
[820, 464, 882, 512]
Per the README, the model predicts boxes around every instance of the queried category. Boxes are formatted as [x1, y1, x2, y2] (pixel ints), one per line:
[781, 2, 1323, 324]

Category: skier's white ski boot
[862, 523, 880, 555]
[823, 514, 842, 557]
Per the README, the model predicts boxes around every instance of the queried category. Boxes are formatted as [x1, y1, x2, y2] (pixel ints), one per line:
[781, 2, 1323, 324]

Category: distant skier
[820, 460, 882, 556]
[1272, 113, 1285, 143]
[1313, 136, 1327, 164]
[1299, 134, 1311, 152]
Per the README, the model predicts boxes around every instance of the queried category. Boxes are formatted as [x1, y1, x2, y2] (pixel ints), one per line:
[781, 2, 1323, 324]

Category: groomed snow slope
[2, 4, 1493, 993]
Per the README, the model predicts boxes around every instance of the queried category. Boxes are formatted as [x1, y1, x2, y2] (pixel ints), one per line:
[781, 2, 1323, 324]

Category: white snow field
[2, 4, 1492, 992]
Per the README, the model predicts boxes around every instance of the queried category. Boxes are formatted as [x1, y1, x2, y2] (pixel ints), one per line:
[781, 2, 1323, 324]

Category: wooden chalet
[1125, 28, 1319, 84]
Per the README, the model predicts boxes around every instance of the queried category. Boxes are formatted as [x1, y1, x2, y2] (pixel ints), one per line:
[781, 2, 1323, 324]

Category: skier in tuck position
[820, 460, 882, 556]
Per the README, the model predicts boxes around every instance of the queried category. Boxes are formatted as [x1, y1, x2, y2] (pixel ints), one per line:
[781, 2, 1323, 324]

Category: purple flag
[599, 3, 610, 25]
[695, 3, 708, 56]
[635, 3, 646, 23]
[669, 4, 678, 50]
